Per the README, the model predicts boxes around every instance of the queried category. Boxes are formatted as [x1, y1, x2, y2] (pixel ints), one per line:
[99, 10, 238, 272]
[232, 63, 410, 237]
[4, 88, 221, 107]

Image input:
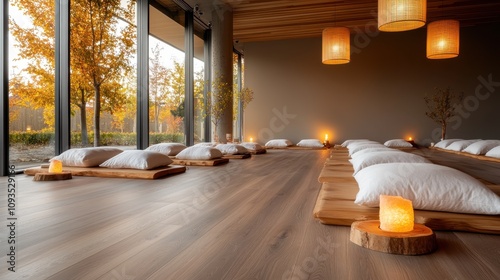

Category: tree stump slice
[33, 172, 73, 181]
[350, 220, 437, 255]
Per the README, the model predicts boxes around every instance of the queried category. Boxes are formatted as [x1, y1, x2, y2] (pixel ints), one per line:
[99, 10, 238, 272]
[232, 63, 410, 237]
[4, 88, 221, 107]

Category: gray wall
[243, 23, 500, 146]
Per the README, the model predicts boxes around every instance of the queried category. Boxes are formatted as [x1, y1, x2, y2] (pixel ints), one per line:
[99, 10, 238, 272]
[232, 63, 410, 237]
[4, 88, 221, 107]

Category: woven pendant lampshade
[322, 27, 350, 65]
[427, 20, 459, 59]
[378, 0, 427, 32]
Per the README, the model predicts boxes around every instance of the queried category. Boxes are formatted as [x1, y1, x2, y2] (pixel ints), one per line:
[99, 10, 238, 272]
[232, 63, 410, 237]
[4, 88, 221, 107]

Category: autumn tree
[10, 0, 136, 146]
[207, 75, 233, 143]
[424, 87, 464, 140]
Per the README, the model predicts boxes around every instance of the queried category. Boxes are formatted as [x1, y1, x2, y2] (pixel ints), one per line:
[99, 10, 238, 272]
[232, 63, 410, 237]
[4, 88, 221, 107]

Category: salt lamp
[379, 194, 414, 232]
[48, 160, 63, 173]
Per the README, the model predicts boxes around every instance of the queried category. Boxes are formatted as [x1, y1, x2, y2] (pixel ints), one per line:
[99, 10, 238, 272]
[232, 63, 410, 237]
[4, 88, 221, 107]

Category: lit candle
[408, 137, 413, 141]
[48, 160, 63, 173]
[379, 195, 414, 232]
[250, 137, 253, 143]
[325, 134, 328, 141]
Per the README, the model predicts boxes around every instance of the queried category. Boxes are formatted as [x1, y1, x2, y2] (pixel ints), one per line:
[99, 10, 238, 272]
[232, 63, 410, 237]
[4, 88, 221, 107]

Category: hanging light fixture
[426, 19, 459, 59]
[378, 0, 427, 32]
[322, 27, 350, 65]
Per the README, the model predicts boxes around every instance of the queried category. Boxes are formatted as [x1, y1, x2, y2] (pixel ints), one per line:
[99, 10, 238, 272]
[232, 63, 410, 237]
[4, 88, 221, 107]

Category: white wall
[243, 23, 500, 146]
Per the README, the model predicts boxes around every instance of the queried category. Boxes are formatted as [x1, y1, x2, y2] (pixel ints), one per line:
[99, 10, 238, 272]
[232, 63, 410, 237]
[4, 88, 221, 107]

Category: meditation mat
[24, 165, 186, 180]
[171, 158, 229, 166]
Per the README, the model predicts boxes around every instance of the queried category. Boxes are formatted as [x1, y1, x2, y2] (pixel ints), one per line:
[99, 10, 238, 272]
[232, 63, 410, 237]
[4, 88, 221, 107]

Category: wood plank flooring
[1, 149, 499, 280]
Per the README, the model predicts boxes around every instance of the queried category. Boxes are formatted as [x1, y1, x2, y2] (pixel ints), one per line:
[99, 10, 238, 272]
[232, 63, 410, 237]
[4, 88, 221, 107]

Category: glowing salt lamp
[379, 195, 414, 232]
[48, 160, 63, 173]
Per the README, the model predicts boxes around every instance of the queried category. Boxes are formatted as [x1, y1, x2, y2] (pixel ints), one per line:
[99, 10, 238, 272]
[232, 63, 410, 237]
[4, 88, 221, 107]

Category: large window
[70, 0, 137, 149]
[194, 25, 207, 143]
[8, 0, 56, 169]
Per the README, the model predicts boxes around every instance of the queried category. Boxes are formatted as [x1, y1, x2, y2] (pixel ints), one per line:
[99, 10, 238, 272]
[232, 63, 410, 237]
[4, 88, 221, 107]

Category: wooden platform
[171, 158, 229, 166]
[24, 165, 186, 180]
[313, 154, 500, 234]
[431, 147, 500, 163]
[222, 154, 251, 159]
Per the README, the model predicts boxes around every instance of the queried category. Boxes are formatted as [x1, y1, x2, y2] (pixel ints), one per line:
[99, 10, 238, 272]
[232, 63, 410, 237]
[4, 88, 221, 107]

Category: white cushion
[446, 139, 481, 151]
[265, 139, 293, 148]
[175, 146, 223, 160]
[194, 142, 217, 147]
[485, 146, 500, 158]
[384, 139, 413, 148]
[434, 139, 461, 149]
[462, 140, 500, 155]
[99, 150, 173, 170]
[350, 147, 395, 159]
[354, 163, 500, 215]
[348, 143, 386, 156]
[145, 143, 187, 156]
[215, 144, 249, 155]
[350, 151, 430, 175]
[340, 139, 370, 147]
[52, 147, 123, 167]
[240, 142, 265, 151]
[296, 139, 324, 148]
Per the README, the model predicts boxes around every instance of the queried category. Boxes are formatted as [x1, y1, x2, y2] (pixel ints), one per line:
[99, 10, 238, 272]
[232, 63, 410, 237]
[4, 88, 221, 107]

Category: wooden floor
[1, 149, 499, 280]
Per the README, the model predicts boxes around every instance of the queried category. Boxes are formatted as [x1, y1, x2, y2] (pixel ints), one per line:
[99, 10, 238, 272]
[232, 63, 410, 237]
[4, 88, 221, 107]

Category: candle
[48, 160, 63, 173]
[379, 195, 414, 232]
[325, 134, 328, 141]
[250, 137, 253, 143]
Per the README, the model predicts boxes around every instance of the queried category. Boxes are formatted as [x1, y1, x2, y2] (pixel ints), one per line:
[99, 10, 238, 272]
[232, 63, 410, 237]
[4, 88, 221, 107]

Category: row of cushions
[51, 142, 260, 170]
[341, 139, 500, 215]
[265, 138, 325, 148]
[434, 139, 500, 158]
[341, 139, 413, 149]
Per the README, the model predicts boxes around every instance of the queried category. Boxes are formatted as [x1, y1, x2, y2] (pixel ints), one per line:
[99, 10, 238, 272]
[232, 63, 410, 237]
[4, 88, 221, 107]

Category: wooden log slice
[350, 220, 437, 255]
[33, 172, 73, 181]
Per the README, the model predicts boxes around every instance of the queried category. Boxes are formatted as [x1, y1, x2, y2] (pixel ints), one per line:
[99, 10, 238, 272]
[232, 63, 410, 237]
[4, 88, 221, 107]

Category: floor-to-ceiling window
[193, 24, 207, 143]
[8, 0, 56, 169]
[148, 3, 186, 144]
[69, 0, 137, 149]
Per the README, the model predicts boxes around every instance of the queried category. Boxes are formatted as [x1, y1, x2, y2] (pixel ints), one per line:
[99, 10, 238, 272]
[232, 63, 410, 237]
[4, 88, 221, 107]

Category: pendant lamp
[426, 19, 459, 59]
[322, 27, 350, 65]
[378, 0, 427, 32]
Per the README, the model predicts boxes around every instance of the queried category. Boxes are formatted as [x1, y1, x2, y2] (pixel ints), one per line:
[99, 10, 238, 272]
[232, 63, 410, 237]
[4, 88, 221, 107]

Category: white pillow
[296, 139, 324, 148]
[354, 163, 500, 215]
[434, 139, 461, 149]
[462, 140, 500, 155]
[350, 147, 395, 159]
[215, 144, 249, 155]
[175, 146, 223, 160]
[145, 143, 187, 156]
[240, 142, 265, 151]
[194, 142, 217, 147]
[348, 143, 386, 156]
[265, 139, 293, 148]
[485, 146, 500, 158]
[446, 139, 481, 151]
[99, 150, 173, 170]
[341, 139, 370, 147]
[52, 147, 123, 167]
[384, 139, 413, 148]
[350, 151, 430, 175]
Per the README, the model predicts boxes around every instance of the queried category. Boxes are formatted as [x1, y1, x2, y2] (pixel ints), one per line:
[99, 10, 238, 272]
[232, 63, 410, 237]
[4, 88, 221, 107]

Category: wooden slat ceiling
[215, 0, 500, 43]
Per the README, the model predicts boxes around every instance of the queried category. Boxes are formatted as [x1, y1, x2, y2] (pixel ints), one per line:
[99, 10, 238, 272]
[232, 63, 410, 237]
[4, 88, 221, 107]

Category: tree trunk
[94, 84, 101, 147]
[441, 122, 447, 140]
[80, 89, 88, 146]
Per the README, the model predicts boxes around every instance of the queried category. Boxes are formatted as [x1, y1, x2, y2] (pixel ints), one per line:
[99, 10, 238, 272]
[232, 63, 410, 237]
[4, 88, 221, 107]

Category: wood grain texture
[1, 149, 499, 280]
